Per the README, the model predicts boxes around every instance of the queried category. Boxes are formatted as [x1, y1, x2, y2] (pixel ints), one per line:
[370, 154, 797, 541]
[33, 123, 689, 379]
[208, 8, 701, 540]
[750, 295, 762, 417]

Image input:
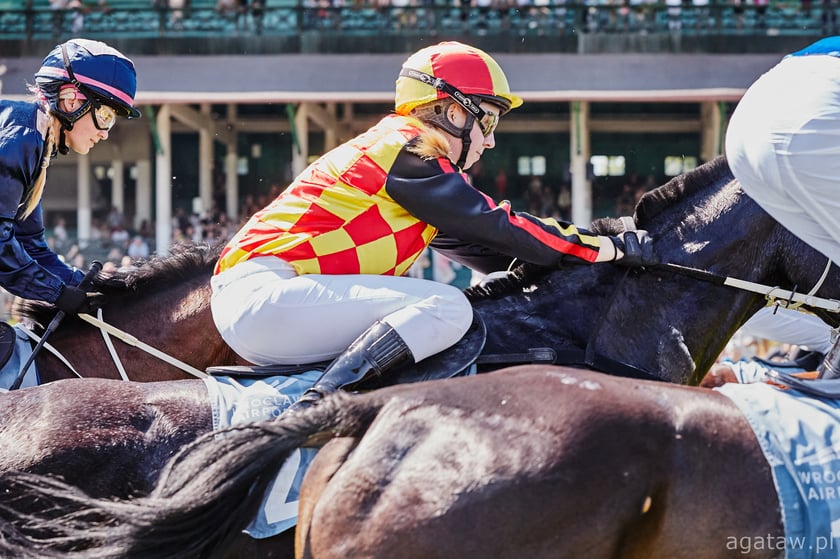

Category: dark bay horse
[14, 241, 247, 385]
[21, 156, 840, 388]
[3, 155, 839, 556]
[0, 365, 785, 559]
[467, 155, 840, 385]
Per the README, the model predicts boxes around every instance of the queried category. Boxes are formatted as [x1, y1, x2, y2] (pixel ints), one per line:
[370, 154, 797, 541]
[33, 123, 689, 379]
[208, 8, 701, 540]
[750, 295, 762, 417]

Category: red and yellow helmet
[395, 42, 523, 116]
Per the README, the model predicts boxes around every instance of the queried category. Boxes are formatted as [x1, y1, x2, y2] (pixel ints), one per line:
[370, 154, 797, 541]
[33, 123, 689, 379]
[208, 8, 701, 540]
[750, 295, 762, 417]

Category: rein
[656, 260, 840, 314]
[18, 311, 209, 382]
[16, 323, 82, 378]
[77, 312, 208, 379]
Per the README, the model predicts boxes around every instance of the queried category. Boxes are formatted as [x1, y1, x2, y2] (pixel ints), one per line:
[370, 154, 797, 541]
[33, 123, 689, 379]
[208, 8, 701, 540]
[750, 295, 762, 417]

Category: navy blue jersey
[0, 100, 83, 302]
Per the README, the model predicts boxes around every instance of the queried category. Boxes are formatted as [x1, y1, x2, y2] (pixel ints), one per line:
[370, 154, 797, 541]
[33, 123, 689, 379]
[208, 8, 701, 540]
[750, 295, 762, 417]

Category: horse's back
[0, 378, 211, 497]
[298, 366, 782, 559]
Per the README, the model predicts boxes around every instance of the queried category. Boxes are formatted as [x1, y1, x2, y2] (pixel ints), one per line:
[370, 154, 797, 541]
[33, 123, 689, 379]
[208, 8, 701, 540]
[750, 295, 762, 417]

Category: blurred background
[1, 0, 831, 357]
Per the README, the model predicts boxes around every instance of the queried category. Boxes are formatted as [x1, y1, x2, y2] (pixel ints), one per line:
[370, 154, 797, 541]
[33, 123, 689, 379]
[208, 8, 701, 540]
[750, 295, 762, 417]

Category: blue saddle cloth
[0, 325, 39, 390]
[203, 371, 322, 538]
[717, 381, 840, 558]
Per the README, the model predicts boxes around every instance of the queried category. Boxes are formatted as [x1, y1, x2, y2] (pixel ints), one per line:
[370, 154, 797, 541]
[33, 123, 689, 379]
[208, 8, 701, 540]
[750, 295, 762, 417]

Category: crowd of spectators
[45, 200, 240, 278]
[36, 0, 833, 38]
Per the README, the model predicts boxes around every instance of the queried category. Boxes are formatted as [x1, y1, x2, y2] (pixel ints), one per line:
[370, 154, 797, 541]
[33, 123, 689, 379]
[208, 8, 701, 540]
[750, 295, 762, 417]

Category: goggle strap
[400, 68, 488, 124]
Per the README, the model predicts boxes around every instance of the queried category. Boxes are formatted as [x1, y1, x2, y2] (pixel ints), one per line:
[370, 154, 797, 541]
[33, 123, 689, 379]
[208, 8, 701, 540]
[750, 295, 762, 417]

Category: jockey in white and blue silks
[0, 39, 139, 314]
[726, 36, 840, 379]
[723, 40, 840, 554]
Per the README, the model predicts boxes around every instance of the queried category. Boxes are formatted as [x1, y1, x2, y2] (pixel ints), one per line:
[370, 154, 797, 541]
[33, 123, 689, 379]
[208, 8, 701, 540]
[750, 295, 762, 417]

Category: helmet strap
[413, 101, 473, 170]
[57, 127, 70, 155]
[456, 114, 475, 170]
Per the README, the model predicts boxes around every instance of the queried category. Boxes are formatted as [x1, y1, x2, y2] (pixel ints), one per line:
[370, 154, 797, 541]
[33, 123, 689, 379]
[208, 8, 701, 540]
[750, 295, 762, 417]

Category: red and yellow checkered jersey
[215, 115, 438, 276]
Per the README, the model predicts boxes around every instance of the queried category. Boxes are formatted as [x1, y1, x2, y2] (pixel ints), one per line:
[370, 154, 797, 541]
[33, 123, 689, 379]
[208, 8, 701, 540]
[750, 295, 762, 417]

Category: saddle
[207, 311, 659, 386]
[208, 315, 490, 386]
[208, 312, 571, 386]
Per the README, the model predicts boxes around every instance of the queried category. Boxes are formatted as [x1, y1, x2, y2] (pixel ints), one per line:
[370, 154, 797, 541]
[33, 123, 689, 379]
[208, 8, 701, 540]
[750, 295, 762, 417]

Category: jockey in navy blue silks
[0, 39, 140, 314]
[726, 36, 840, 379]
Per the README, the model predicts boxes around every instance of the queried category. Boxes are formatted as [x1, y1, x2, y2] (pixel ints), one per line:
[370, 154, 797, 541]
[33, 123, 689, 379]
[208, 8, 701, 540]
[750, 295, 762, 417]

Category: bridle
[15, 309, 207, 385]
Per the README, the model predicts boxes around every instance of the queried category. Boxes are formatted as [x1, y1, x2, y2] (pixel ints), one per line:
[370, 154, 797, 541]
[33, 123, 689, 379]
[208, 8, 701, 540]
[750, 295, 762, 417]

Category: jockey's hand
[55, 284, 105, 315]
[610, 230, 659, 268]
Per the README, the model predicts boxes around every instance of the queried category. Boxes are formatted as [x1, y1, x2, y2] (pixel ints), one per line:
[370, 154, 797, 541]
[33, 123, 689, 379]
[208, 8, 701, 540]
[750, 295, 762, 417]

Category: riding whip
[10, 260, 103, 390]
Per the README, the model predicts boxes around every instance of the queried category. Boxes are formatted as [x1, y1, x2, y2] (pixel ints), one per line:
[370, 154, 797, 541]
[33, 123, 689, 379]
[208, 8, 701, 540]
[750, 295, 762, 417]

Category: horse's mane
[635, 156, 733, 226]
[592, 155, 734, 236]
[13, 241, 224, 327]
[468, 156, 735, 301]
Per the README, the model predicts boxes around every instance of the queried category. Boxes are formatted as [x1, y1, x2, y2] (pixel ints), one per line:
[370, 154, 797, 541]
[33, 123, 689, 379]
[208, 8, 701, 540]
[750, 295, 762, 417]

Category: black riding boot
[818, 337, 840, 380]
[287, 321, 414, 413]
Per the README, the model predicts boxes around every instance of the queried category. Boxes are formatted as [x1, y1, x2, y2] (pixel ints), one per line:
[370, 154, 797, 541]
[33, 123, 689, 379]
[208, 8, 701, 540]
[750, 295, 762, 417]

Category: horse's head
[592, 155, 840, 383]
[470, 156, 840, 386]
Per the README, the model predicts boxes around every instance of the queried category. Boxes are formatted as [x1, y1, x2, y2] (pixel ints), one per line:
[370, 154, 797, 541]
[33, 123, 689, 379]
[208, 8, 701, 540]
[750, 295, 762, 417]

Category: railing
[0, 2, 835, 41]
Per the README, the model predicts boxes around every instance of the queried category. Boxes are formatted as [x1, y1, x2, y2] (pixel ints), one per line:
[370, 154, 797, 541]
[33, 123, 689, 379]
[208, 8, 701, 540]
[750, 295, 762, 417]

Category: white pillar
[570, 100, 593, 227]
[135, 160, 151, 231]
[325, 102, 338, 151]
[155, 104, 172, 256]
[225, 141, 238, 222]
[225, 103, 238, 221]
[700, 101, 724, 164]
[76, 154, 92, 248]
[292, 103, 309, 177]
[111, 159, 124, 214]
[199, 104, 213, 218]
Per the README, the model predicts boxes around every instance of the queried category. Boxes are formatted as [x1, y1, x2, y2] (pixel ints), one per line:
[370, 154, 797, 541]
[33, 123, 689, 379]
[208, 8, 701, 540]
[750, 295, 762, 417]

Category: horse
[11, 240, 247, 386]
[0, 365, 789, 559]
[21, 156, 838, 389]
[4, 154, 839, 556]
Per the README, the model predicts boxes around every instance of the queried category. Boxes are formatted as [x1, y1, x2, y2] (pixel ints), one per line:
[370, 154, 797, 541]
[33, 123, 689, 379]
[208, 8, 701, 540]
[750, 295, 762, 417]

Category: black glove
[610, 230, 659, 268]
[55, 285, 105, 315]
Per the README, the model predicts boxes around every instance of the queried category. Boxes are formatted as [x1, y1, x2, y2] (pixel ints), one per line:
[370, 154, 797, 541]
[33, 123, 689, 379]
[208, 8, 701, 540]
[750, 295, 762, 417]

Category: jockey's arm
[0, 216, 67, 303]
[386, 149, 602, 268]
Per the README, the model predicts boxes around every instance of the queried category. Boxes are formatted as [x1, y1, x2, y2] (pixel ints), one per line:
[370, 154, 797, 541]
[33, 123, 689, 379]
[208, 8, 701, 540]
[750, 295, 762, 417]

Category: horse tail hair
[0, 391, 380, 559]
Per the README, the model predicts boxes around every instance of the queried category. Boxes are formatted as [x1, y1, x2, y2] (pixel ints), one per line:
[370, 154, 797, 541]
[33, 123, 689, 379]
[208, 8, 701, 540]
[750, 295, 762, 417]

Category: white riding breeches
[211, 257, 473, 366]
[725, 54, 840, 265]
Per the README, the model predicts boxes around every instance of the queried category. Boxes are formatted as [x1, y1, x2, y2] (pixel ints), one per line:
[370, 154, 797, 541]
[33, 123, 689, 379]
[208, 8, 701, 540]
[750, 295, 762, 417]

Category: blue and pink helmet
[34, 38, 140, 129]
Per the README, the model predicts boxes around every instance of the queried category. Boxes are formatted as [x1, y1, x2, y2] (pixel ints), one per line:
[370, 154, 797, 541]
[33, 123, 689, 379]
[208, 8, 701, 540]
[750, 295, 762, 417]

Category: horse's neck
[37, 282, 243, 383]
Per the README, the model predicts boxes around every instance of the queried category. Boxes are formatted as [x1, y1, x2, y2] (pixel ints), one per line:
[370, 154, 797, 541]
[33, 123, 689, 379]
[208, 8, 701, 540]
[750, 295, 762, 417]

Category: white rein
[19, 310, 208, 381]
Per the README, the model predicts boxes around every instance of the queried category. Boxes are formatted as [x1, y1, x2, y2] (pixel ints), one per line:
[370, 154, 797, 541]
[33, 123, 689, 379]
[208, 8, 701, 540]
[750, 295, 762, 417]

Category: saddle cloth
[717, 381, 840, 558]
[203, 371, 321, 538]
[205, 365, 479, 539]
[0, 324, 39, 391]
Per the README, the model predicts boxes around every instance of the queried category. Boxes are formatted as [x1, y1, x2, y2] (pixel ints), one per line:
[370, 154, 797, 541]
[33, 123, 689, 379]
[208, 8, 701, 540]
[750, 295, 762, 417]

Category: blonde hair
[23, 83, 58, 220]
[21, 114, 55, 219]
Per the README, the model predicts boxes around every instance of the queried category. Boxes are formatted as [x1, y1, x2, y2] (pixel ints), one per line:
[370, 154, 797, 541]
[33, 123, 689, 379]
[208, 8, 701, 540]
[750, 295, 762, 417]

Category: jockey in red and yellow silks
[215, 114, 602, 278]
[210, 41, 657, 412]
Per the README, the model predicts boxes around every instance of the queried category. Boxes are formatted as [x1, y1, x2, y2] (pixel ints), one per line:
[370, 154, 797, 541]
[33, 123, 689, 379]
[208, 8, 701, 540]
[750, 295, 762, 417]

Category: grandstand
[0, 2, 829, 256]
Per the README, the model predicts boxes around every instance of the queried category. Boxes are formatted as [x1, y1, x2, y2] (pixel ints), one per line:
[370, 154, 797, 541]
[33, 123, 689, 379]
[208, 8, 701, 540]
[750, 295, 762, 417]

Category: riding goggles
[399, 68, 500, 137]
[89, 103, 117, 131]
